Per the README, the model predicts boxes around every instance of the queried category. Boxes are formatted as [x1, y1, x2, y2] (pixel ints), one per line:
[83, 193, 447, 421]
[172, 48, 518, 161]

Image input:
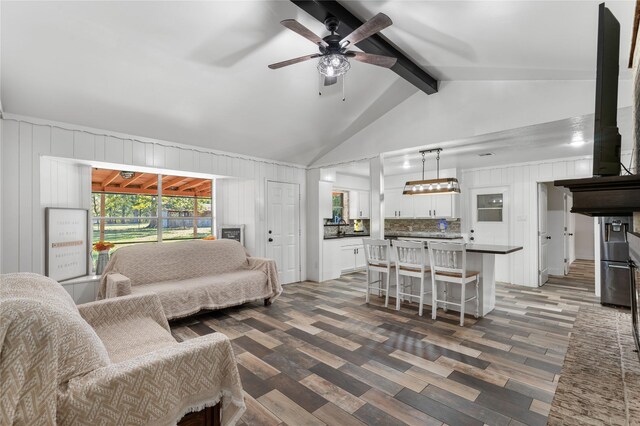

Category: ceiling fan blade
[280, 19, 328, 47]
[346, 51, 397, 68]
[340, 13, 392, 47]
[268, 54, 320, 69]
[324, 76, 338, 86]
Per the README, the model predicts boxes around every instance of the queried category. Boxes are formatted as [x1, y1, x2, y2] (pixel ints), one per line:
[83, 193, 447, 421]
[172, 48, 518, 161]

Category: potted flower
[93, 241, 115, 275]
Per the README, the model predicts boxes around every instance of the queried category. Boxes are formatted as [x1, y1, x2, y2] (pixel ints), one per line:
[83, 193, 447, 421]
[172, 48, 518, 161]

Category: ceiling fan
[268, 13, 398, 87]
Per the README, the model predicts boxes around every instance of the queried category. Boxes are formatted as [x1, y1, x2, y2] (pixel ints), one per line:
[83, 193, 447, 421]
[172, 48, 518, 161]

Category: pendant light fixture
[402, 148, 461, 195]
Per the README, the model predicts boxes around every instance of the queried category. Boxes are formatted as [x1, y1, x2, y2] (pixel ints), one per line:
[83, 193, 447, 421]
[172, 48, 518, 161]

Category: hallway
[548, 259, 595, 294]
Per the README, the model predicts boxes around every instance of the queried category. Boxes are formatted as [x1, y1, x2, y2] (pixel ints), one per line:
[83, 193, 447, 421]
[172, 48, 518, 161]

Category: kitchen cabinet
[341, 244, 366, 273]
[322, 238, 366, 280]
[414, 195, 454, 218]
[319, 181, 333, 219]
[385, 188, 413, 218]
[349, 190, 370, 219]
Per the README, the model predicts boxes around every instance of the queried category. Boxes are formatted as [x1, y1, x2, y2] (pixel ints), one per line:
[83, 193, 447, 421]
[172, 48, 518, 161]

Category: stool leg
[475, 278, 479, 319]
[443, 283, 448, 313]
[431, 278, 437, 320]
[365, 269, 370, 303]
[384, 269, 390, 308]
[460, 283, 465, 327]
[395, 270, 401, 311]
[418, 275, 424, 317]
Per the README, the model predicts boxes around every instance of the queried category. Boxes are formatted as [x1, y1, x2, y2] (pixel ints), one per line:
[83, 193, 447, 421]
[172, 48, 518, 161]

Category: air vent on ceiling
[478, 152, 494, 157]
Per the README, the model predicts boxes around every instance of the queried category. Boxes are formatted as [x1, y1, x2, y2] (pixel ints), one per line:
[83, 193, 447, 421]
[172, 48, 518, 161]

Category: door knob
[268, 230, 272, 234]
[568, 233, 574, 236]
[470, 237, 475, 241]
[268, 238, 273, 242]
[546, 236, 551, 240]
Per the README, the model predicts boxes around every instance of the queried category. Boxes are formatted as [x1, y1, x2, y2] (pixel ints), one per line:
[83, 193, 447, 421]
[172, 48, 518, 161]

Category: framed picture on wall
[45, 207, 89, 282]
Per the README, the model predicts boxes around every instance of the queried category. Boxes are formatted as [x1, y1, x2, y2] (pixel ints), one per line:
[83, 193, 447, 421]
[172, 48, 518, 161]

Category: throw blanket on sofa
[98, 239, 282, 319]
[1, 273, 245, 426]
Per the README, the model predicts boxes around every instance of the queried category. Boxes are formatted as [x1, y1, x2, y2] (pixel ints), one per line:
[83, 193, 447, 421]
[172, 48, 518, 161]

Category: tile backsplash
[385, 218, 460, 234]
[324, 219, 370, 238]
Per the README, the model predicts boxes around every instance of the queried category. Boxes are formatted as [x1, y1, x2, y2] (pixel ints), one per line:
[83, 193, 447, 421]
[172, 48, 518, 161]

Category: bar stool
[393, 240, 431, 316]
[362, 239, 394, 307]
[428, 241, 479, 326]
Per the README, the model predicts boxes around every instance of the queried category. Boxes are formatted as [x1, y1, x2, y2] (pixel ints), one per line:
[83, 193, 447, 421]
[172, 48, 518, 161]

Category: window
[91, 169, 214, 258]
[477, 193, 503, 222]
[332, 192, 344, 221]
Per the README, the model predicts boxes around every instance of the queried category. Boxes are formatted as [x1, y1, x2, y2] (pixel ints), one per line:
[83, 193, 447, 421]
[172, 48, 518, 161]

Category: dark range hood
[555, 175, 640, 217]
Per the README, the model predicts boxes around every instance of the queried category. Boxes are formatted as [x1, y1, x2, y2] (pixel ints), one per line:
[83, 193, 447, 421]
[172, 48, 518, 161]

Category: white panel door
[267, 181, 300, 284]
[538, 183, 549, 286]
[470, 187, 510, 282]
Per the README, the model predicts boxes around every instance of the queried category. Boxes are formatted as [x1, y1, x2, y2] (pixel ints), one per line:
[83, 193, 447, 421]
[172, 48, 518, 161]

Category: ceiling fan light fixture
[317, 54, 350, 77]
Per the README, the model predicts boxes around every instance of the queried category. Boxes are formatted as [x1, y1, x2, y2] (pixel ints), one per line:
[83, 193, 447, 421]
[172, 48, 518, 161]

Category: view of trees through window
[91, 169, 214, 258]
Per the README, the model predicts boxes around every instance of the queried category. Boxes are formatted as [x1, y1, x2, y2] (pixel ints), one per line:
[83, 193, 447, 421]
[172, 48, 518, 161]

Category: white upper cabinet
[349, 190, 370, 219]
[358, 191, 370, 219]
[319, 181, 333, 219]
[388, 188, 459, 219]
[385, 188, 414, 218]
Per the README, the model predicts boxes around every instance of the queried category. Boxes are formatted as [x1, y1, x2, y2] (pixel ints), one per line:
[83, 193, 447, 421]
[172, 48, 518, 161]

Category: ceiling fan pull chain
[342, 74, 346, 102]
[318, 73, 323, 96]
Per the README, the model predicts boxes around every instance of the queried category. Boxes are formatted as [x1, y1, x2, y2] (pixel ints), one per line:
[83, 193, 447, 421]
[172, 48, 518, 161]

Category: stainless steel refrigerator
[600, 216, 633, 307]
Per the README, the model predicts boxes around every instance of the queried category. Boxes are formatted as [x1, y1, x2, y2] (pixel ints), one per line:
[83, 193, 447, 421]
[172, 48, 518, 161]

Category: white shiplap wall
[1, 116, 306, 278]
[460, 156, 594, 287]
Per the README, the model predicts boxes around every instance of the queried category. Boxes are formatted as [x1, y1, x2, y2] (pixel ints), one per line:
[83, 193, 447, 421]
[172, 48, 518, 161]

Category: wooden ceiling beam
[142, 175, 159, 189]
[162, 176, 189, 189]
[178, 179, 210, 192]
[121, 172, 146, 188]
[102, 170, 120, 190]
[92, 184, 209, 198]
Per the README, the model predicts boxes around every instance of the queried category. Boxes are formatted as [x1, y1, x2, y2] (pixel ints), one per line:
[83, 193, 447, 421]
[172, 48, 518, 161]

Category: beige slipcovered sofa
[0, 273, 245, 426]
[99, 239, 282, 320]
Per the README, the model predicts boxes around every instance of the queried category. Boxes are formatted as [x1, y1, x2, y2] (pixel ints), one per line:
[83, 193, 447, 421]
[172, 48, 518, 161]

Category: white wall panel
[461, 156, 592, 287]
[1, 116, 306, 282]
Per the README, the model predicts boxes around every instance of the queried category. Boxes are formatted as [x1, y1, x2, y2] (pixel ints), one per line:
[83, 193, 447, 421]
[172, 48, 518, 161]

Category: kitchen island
[385, 239, 522, 317]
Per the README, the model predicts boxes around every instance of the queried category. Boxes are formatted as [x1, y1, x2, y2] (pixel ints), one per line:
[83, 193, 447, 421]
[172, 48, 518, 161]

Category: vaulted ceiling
[1, 1, 635, 166]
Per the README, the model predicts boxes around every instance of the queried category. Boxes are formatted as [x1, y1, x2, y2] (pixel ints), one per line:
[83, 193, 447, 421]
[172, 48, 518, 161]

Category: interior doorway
[266, 181, 301, 284]
[538, 182, 595, 289]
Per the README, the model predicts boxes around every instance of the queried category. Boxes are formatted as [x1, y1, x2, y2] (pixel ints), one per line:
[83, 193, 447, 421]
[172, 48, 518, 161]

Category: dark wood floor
[170, 266, 598, 426]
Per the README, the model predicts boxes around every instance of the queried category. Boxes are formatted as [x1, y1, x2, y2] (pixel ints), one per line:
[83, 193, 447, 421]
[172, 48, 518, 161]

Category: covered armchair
[0, 273, 245, 426]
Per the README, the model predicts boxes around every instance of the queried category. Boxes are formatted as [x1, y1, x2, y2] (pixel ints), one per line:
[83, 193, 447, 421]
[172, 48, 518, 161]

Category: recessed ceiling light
[402, 161, 411, 169]
[478, 152, 494, 157]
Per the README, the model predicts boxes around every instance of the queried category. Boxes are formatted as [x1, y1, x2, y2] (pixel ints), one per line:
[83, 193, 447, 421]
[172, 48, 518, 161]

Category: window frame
[91, 173, 215, 247]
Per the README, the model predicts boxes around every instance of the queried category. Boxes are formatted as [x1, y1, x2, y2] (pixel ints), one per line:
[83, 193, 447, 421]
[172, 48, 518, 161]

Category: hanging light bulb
[419, 185, 423, 191]
[447, 181, 452, 189]
[317, 54, 350, 77]
[436, 183, 441, 190]
[412, 185, 417, 192]
[428, 184, 433, 190]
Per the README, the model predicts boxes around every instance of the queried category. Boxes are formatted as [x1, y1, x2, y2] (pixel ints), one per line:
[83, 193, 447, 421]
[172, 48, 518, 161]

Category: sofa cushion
[91, 317, 178, 363]
[0, 273, 110, 387]
[131, 269, 269, 319]
[102, 239, 250, 287]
